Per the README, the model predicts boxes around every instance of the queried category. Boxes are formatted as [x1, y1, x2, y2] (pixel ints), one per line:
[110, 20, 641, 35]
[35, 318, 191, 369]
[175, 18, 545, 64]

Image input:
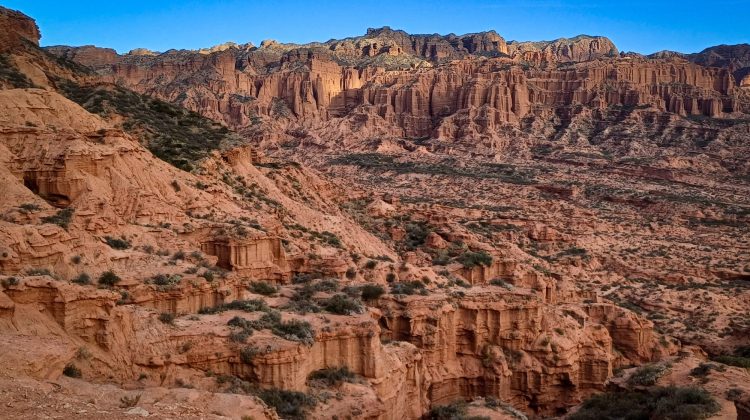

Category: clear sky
[4, 0, 749, 55]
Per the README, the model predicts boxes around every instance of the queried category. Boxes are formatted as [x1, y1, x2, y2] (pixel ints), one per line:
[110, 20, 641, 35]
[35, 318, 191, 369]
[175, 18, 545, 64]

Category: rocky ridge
[1, 5, 750, 420]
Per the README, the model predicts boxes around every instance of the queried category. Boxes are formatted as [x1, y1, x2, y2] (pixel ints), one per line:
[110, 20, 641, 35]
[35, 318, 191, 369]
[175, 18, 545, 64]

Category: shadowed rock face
[1, 5, 750, 420]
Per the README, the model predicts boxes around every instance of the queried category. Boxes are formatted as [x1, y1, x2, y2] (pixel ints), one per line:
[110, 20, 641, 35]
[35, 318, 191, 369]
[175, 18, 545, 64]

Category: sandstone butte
[1, 5, 749, 420]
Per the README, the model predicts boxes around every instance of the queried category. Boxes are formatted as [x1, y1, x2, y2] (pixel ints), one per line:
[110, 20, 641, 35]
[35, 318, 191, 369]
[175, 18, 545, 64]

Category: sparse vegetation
[322, 294, 364, 315]
[248, 281, 278, 296]
[158, 312, 175, 324]
[41, 207, 74, 229]
[62, 363, 82, 378]
[568, 386, 719, 420]
[72, 273, 91, 285]
[627, 363, 670, 386]
[391, 281, 428, 295]
[307, 366, 356, 386]
[457, 251, 493, 268]
[360, 284, 386, 300]
[198, 299, 269, 314]
[57, 80, 239, 171]
[98, 270, 121, 287]
[255, 388, 315, 420]
[104, 236, 131, 250]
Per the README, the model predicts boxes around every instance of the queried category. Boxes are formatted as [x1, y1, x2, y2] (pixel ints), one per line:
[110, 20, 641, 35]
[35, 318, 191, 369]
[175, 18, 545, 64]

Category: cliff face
[0, 7, 38, 51]
[47, 32, 749, 155]
[2, 5, 749, 420]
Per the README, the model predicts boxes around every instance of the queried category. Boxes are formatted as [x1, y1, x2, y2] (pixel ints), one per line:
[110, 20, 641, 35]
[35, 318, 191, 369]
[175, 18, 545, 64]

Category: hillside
[1, 5, 749, 420]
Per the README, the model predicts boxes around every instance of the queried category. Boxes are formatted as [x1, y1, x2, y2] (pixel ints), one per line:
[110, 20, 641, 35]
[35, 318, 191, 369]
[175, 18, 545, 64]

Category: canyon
[1, 5, 749, 420]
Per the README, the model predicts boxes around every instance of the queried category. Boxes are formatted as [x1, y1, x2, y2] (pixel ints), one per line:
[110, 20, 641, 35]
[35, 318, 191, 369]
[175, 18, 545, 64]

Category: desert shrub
[150, 273, 182, 287]
[104, 236, 131, 250]
[386, 272, 397, 282]
[248, 281, 278, 296]
[360, 284, 385, 300]
[1, 277, 19, 288]
[711, 346, 750, 368]
[198, 299, 269, 314]
[345, 267, 356, 279]
[26, 268, 52, 276]
[391, 281, 427, 295]
[426, 402, 468, 419]
[490, 278, 514, 289]
[307, 366, 356, 386]
[72, 273, 91, 285]
[158, 312, 175, 324]
[200, 270, 215, 282]
[255, 388, 315, 420]
[171, 250, 186, 260]
[627, 363, 670, 386]
[568, 386, 720, 420]
[19, 203, 41, 212]
[322, 294, 364, 315]
[364, 260, 377, 269]
[230, 330, 250, 343]
[711, 355, 750, 368]
[457, 251, 493, 268]
[271, 318, 315, 345]
[690, 362, 725, 378]
[119, 394, 141, 408]
[404, 222, 430, 249]
[283, 299, 323, 314]
[62, 363, 82, 378]
[98, 270, 121, 286]
[41, 207, 74, 229]
[239, 346, 260, 364]
[70, 255, 82, 264]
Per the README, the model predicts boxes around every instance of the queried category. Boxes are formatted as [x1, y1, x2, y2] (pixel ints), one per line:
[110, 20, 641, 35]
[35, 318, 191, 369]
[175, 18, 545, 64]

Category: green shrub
[255, 388, 315, 420]
[490, 278, 514, 289]
[239, 346, 260, 364]
[710, 346, 750, 369]
[26, 268, 52, 276]
[1, 277, 19, 288]
[41, 207, 74, 229]
[150, 273, 182, 287]
[322, 294, 364, 315]
[198, 299, 269, 314]
[307, 366, 356, 386]
[19, 203, 41, 212]
[391, 281, 428, 295]
[62, 363, 82, 378]
[72, 273, 91, 285]
[158, 312, 175, 324]
[248, 281, 278, 296]
[104, 236, 131, 250]
[627, 364, 670, 386]
[271, 318, 315, 345]
[457, 251, 493, 268]
[568, 386, 720, 420]
[98, 270, 121, 286]
[690, 363, 725, 378]
[426, 402, 467, 419]
[360, 284, 385, 300]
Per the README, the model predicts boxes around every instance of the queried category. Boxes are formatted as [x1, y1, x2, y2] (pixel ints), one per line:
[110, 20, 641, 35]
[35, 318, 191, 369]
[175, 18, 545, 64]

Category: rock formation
[1, 5, 749, 420]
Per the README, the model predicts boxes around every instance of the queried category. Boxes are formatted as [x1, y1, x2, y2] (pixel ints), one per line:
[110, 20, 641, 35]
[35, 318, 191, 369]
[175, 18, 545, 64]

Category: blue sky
[5, 1, 749, 55]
